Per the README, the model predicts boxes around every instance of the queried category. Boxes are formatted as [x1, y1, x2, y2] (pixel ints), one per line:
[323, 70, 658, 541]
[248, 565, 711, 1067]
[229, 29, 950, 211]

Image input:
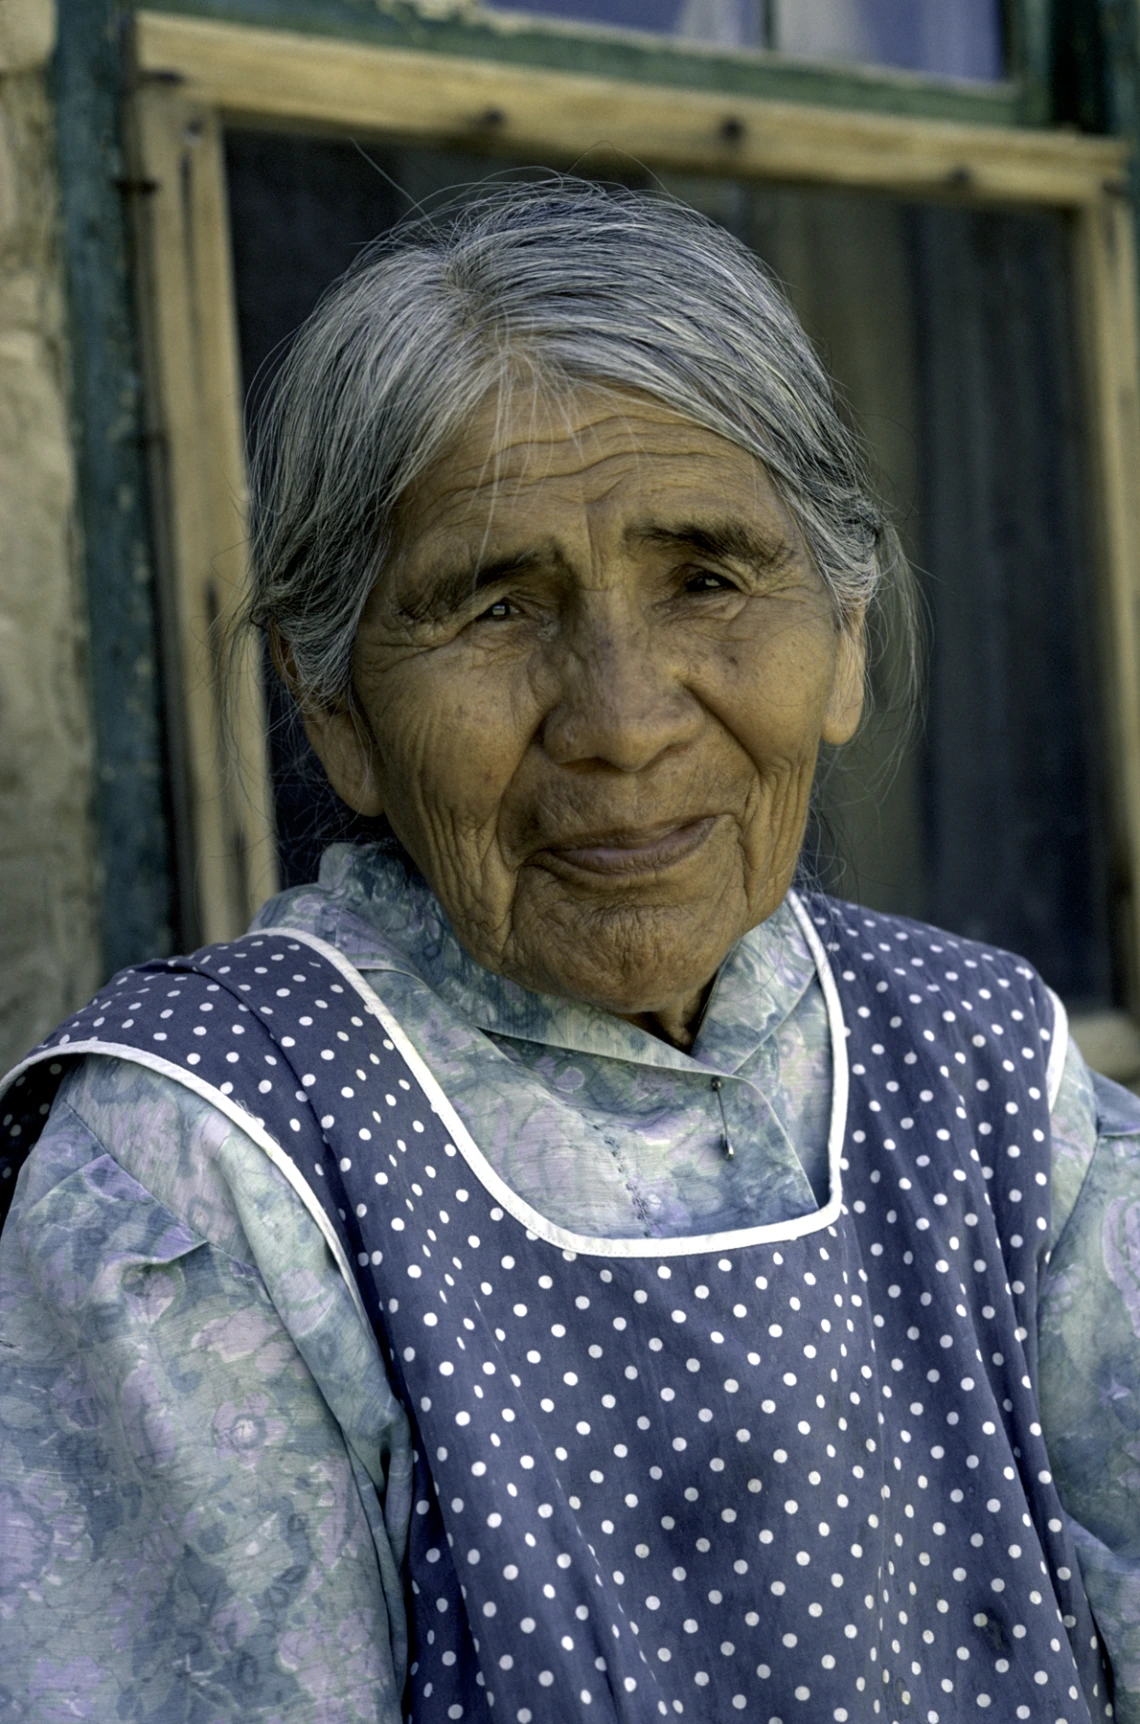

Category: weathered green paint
[1052, 0, 1139, 133]
[1096, 0, 1140, 136]
[1093, 0, 1140, 287]
[52, 0, 177, 976]
[142, 0, 1033, 126]
[1014, 0, 1056, 123]
[1051, 0, 1140, 287]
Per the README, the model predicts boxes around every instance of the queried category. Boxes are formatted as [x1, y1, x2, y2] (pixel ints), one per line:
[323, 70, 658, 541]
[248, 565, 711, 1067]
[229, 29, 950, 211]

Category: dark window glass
[225, 132, 1110, 1005]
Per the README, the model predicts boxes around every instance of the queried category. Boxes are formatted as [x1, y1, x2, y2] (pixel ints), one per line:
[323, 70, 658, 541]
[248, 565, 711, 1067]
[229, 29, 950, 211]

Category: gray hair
[246, 176, 910, 708]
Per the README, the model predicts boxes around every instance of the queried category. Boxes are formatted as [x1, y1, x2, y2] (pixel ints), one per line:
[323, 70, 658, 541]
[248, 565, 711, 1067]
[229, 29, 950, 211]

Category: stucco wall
[0, 0, 100, 1073]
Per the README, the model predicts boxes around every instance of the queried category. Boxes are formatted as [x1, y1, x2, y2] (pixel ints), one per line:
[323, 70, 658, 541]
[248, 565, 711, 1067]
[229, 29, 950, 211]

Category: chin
[512, 901, 727, 1017]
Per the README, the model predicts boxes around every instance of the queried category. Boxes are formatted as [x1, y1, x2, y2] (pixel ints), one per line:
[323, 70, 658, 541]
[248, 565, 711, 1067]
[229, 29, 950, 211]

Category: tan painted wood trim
[1073, 193, 1140, 1008]
[134, 10, 1128, 208]
[130, 86, 278, 945]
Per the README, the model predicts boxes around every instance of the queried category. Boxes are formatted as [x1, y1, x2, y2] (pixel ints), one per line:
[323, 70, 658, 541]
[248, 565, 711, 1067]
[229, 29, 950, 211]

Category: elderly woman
[2, 182, 1140, 1724]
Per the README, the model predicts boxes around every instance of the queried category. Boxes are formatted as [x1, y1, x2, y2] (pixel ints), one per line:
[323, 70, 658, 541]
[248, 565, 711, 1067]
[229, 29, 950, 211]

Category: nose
[539, 595, 701, 773]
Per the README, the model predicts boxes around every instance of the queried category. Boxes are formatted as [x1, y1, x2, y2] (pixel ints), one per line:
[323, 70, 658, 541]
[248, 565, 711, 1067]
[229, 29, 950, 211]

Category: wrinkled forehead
[392, 381, 788, 551]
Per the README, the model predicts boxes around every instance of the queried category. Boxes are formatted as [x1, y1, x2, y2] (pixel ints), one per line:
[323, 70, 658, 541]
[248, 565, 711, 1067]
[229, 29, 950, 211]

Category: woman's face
[305, 388, 864, 1044]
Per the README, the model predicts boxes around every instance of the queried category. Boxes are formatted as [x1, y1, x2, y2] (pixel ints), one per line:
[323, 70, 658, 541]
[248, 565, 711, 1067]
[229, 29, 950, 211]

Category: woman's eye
[476, 598, 516, 622]
[685, 570, 735, 593]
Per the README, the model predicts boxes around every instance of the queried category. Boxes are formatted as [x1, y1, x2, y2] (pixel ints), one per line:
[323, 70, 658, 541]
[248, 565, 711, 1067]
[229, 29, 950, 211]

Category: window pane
[483, 0, 765, 49]
[225, 133, 1110, 1005]
[774, 0, 1005, 81]
[479, 0, 1005, 75]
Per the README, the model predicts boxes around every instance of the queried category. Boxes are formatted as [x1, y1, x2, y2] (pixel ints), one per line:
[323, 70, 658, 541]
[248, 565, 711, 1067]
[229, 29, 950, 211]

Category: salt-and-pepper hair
[246, 177, 909, 708]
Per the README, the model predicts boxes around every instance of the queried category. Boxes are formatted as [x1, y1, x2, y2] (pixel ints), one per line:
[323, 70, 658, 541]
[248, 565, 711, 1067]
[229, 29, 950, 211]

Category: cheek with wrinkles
[370, 695, 524, 944]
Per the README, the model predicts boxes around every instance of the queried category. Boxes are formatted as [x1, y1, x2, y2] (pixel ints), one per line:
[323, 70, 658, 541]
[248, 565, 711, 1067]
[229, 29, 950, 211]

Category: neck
[619, 980, 713, 1052]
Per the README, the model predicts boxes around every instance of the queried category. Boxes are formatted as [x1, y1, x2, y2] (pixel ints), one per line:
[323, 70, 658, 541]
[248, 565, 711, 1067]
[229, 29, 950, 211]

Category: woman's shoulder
[15, 1053, 270, 1263]
[798, 888, 1056, 999]
[795, 888, 1067, 1113]
[251, 839, 436, 973]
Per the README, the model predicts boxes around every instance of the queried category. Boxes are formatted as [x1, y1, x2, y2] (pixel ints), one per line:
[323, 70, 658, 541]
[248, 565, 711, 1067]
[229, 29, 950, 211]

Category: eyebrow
[394, 548, 557, 624]
[628, 518, 794, 570]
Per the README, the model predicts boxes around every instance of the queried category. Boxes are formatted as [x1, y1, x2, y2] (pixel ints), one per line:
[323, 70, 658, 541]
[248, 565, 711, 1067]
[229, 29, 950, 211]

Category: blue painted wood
[52, 0, 177, 975]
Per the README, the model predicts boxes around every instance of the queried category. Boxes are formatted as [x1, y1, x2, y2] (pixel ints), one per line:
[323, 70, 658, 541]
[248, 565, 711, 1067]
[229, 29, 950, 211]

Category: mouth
[535, 815, 718, 879]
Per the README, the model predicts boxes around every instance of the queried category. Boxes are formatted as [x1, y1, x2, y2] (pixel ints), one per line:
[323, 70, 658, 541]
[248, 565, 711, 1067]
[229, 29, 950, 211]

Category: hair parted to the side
[245, 174, 913, 712]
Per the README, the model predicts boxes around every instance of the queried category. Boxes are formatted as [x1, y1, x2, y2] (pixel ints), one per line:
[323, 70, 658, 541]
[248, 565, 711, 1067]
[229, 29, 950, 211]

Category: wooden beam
[1073, 187, 1140, 1009]
[130, 85, 278, 946]
[134, 10, 1128, 209]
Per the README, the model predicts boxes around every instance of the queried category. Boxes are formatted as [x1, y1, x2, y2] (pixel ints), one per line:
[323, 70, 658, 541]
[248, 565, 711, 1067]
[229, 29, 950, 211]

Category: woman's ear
[271, 630, 386, 818]
[820, 614, 867, 746]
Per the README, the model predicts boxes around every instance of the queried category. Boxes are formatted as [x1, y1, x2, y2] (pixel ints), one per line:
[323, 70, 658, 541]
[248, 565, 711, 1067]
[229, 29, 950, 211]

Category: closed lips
[539, 816, 718, 875]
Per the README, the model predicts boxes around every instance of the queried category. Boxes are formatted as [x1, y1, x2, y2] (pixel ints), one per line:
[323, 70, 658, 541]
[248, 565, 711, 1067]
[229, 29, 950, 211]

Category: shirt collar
[272, 843, 818, 1077]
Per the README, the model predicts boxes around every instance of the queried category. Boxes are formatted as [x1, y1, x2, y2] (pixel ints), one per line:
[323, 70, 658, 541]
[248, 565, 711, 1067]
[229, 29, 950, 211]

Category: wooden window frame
[127, 9, 1140, 1067]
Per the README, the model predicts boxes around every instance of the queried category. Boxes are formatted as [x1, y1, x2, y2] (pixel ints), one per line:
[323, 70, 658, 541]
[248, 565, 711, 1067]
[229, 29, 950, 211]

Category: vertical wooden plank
[131, 86, 277, 945]
[1073, 188, 1140, 1006]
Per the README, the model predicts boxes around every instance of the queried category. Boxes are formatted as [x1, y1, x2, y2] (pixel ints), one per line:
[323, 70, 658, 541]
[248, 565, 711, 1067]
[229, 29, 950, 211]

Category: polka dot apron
[0, 892, 1113, 1724]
